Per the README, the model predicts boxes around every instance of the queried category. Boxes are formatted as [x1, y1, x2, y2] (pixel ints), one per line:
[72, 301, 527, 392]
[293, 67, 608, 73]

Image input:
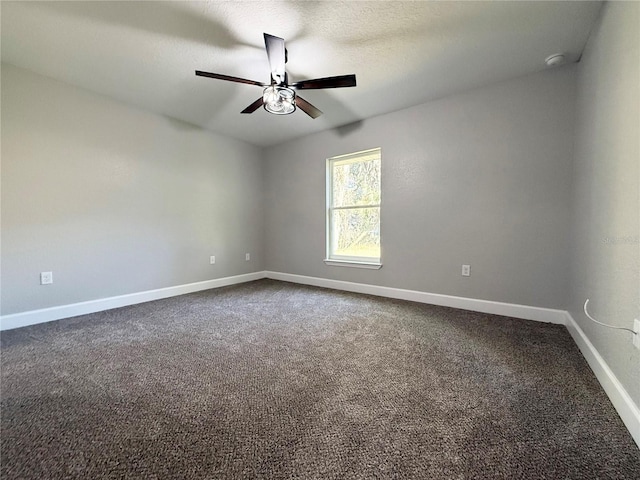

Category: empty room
[1, 1, 639, 478]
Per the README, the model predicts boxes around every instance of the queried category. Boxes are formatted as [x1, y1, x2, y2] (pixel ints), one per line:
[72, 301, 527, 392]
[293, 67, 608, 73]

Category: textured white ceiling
[1, 1, 602, 147]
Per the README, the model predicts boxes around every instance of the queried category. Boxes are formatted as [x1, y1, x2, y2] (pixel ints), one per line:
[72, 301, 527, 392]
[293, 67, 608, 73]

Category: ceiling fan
[195, 33, 356, 119]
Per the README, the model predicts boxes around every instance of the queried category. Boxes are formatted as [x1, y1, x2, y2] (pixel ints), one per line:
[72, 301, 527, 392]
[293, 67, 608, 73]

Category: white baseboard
[0, 271, 267, 331]
[265, 271, 567, 324]
[564, 311, 640, 448]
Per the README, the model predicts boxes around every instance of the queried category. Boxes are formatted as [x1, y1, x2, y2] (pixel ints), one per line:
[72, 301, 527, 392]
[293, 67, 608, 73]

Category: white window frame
[324, 148, 382, 269]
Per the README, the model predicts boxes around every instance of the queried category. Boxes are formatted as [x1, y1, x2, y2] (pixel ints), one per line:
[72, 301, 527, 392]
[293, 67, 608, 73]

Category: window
[325, 148, 381, 268]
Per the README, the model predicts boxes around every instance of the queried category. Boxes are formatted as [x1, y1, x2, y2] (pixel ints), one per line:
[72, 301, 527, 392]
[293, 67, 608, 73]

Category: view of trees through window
[328, 149, 381, 261]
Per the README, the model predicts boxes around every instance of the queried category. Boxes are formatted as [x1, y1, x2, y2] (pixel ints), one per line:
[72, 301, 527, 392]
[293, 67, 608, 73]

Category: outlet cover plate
[40, 272, 53, 285]
[633, 319, 640, 350]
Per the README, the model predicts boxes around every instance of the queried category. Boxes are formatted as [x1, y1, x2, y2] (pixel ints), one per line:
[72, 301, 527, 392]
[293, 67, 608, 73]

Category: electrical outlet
[40, 271, 53, 285]
[633, 319, 640, 350]
[210, 256, 216, 265]
[462, 265, 470, 277]
[245, 253, 250, 261]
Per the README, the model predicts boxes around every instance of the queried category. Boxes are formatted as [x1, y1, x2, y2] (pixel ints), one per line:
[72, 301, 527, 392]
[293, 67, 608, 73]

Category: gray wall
[568, 2, 640, 405]
[265, 67, 576, 309]
[1, 64, 264, 315]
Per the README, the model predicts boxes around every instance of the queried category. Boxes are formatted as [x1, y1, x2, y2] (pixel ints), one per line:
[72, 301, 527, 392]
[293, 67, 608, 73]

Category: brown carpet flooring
[1, 279, 639, 479]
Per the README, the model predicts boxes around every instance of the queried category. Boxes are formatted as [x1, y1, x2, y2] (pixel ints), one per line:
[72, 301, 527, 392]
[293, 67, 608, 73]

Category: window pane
[332, 158, 381, 207]
[331, 207, 380, 259]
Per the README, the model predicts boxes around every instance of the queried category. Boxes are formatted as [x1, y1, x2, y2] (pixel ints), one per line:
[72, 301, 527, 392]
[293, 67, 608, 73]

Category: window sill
[323, 259, 382, 270]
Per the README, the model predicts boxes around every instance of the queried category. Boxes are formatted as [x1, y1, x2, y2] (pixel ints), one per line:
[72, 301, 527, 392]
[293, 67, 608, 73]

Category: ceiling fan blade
[291, 74, 356, 90]
[195, 70, 266, 87]
[264, 33, 286, 84]
[241, 97, 264, 114]
[296, 95, 323, 119]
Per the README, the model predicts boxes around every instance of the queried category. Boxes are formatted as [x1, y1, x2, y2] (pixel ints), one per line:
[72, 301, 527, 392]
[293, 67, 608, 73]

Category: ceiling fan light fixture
[263, 86, 296, 115]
